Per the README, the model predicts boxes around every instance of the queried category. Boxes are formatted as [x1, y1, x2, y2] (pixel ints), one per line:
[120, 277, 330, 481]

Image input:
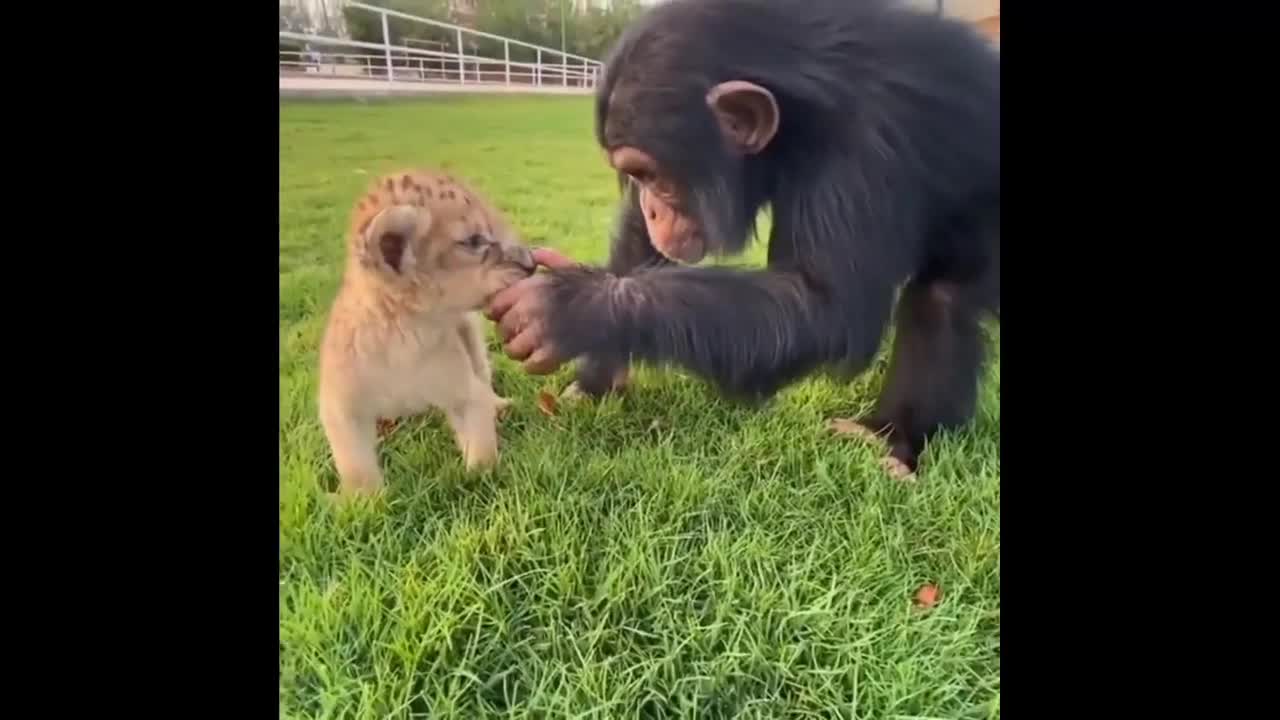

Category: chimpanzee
[487, 0, 1000, 477]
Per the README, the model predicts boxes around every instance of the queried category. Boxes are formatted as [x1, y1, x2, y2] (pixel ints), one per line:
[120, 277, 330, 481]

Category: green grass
[280, 96, 1000, 719]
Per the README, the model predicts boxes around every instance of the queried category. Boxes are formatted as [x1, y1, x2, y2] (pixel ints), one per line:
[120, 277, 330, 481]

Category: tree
[279, 3, 312, 33]
[343, 0, 456, 48]
[571, 0, 645, 59]
[472, 0, 646, 60]
[280, 3, 313, 58]
[336, 0, 650, 72]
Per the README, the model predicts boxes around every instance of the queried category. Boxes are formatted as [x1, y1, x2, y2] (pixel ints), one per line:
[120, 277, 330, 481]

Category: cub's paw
[494, 396, 513, 419]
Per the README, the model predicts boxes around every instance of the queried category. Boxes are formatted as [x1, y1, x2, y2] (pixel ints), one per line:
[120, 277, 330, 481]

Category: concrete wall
[942, 0, 1000, 22]
[975, 15, 1000, 43]
[899, 0, 999, 22]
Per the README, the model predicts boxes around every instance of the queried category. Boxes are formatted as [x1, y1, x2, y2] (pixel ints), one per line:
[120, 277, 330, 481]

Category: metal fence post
[381, 11, 393, 83]
[536, 48, 542, 87]
[504, 41, 510, 86]
[456, 28, 465, 84]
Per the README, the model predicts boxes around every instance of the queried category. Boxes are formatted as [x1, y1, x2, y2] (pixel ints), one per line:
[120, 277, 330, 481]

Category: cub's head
[347, 170, 535, 313]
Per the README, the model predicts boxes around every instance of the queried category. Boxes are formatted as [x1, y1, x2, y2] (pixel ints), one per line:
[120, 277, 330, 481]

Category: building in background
[943, 0, 998, 44]
[901, 0, 999, 44]
[939, 0, 999, 20]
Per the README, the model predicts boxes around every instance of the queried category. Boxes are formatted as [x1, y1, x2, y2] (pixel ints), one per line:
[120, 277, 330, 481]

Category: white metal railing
[279, 2, 604, 91]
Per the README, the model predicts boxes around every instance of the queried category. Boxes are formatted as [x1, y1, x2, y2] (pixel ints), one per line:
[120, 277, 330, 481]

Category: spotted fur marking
[347, 168, 509, 254]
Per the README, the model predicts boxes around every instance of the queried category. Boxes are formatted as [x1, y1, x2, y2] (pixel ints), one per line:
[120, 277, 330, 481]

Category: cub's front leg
[457, 314, 511, 414]
[457, 313, 492, 384]
[445, 380, 501, 471]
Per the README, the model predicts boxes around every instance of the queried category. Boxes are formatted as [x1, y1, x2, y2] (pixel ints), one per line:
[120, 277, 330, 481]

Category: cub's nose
[507, 245, 536, 274]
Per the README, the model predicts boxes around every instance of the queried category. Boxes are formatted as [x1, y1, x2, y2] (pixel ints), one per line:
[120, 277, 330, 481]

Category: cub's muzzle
[504, 245, 536, 274]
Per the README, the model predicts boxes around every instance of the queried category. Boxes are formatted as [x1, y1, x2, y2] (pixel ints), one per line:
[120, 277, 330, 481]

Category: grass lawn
[280, 95, 1000, 719]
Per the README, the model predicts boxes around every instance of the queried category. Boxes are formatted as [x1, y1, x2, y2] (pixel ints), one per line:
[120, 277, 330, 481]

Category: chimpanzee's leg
[850, 203, 999, 477]
[852, 277, 987, 477]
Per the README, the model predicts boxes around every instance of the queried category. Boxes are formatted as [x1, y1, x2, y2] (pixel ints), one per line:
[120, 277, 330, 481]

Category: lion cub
[318, 169, 535, 496]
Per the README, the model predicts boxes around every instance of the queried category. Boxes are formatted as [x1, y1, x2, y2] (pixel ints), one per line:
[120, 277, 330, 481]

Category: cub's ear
[706, 80, 779, 155]
[361, 205, 430, 274]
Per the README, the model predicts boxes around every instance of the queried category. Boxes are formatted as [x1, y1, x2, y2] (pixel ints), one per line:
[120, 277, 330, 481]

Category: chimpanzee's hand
[486, 248, 579, 374]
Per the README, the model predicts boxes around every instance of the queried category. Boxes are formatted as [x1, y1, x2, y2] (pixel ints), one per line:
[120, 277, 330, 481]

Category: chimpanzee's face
[601, 81, 780, 265]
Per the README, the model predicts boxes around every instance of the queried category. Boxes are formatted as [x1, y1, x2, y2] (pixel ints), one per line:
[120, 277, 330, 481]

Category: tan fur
[318, 169, 534, 496]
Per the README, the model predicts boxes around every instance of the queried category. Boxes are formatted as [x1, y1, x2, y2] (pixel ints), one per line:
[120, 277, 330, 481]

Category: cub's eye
[460, 234, 487, 250]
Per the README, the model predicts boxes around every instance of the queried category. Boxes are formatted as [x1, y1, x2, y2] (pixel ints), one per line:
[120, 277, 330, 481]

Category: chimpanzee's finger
[523, 345, 561, 375]
[497, 306, 526, 343]
[486, 282, 525, 322]
[504, 323, 542, 361]
[531, 247, 577, 269]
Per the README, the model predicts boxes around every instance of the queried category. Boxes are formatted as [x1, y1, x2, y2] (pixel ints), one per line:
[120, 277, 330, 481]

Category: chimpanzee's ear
[706, 80, 779, 154]
[361, 205, 428, 274]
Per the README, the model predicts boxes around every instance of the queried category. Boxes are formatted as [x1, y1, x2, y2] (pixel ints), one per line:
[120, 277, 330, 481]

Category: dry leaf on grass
[914, 583, 941, 609]
[376, 418, 398, 438]
[536, 390, 559, 417]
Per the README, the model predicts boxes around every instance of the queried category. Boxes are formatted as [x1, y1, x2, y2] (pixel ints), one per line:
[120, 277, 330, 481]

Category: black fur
[572, 185, 674, 396]
[548, 0, 1000, 471]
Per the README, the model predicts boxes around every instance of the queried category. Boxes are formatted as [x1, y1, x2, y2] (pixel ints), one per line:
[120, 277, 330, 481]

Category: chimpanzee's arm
[547, 166, 907, 400]
[541, 260, 894, 400]
[571, 182, 672, 396]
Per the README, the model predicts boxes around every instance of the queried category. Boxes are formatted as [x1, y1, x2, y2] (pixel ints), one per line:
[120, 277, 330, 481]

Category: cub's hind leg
[319, 402, 383, 495]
